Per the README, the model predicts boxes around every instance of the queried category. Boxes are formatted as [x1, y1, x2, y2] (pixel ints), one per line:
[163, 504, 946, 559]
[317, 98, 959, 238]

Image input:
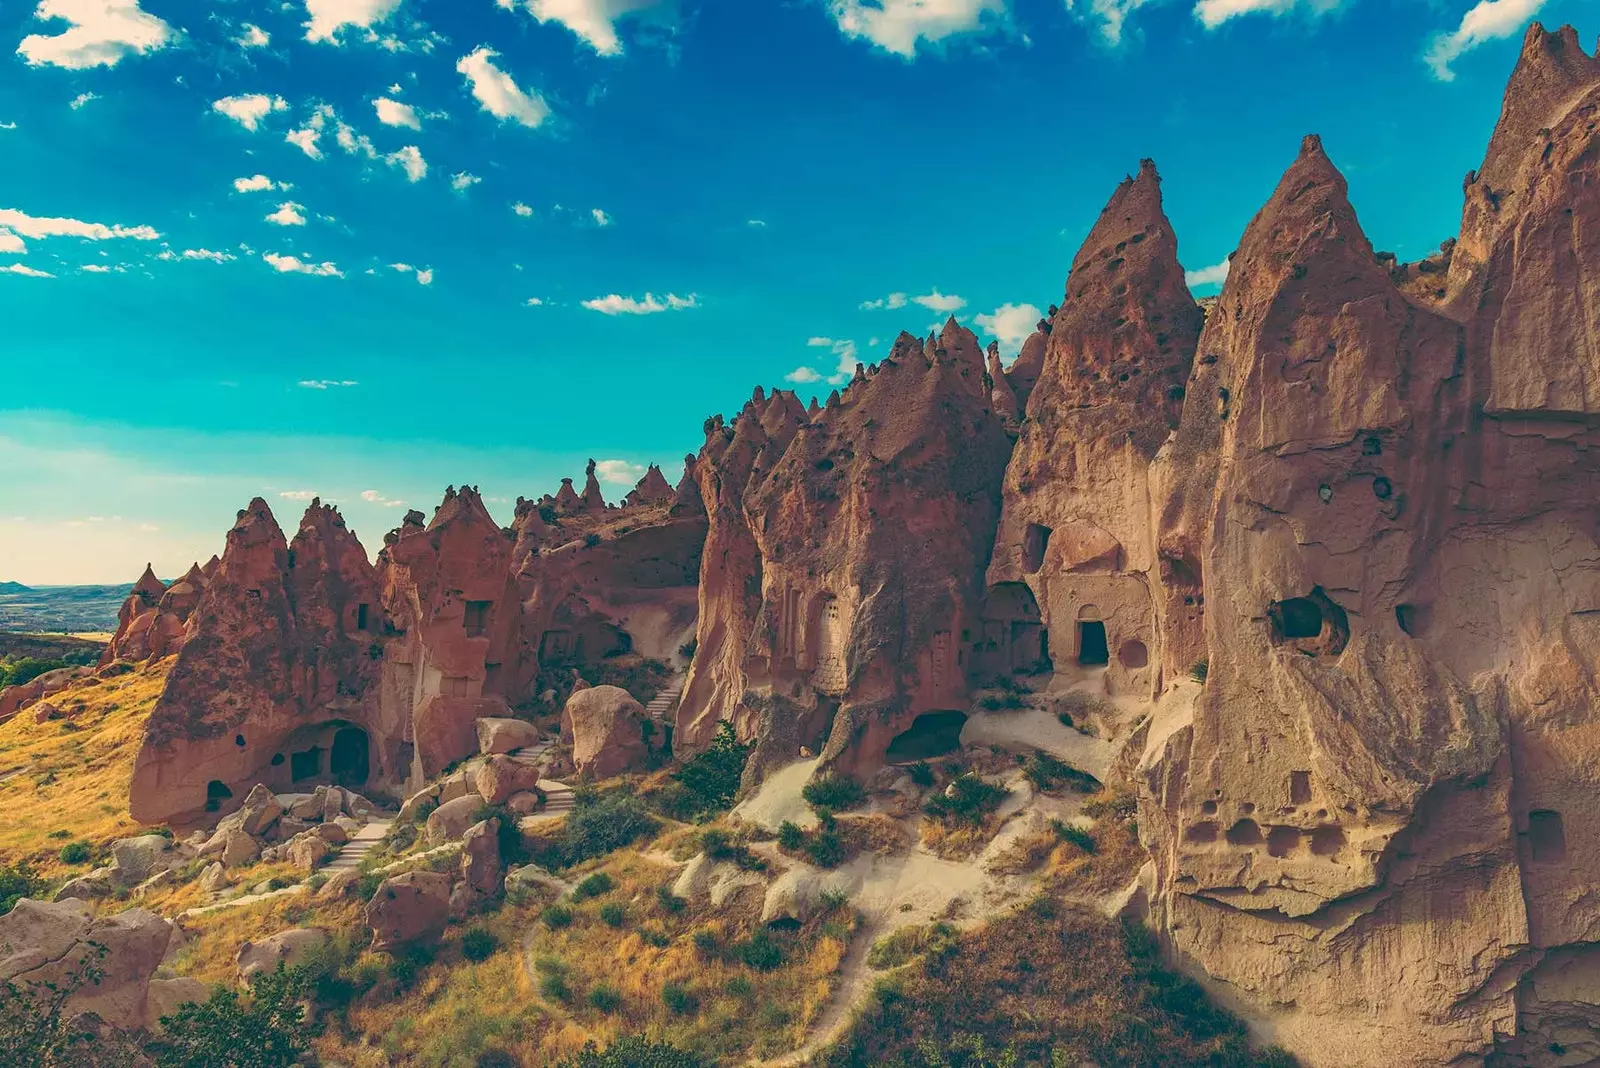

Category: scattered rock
[365, 871, 451, 951]
[474, 754, 543, 806]
[460, 819, 502, 896]
[476, 717, 540, 756]
[426, 794, 485, 845]
[237, 928, 329, 983]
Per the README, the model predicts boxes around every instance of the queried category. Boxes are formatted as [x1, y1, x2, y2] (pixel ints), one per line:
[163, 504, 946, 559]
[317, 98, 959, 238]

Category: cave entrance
[885, 711, 968, 764]
[1078, 621, 1109, 666]
[330, 727, 370, 787]
[290, 746, 323, 783]
[976, 583, 1049, 677]
[205, 779, 233, 814]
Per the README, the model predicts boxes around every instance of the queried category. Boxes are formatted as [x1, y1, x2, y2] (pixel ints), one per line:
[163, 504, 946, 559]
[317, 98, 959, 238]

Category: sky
[0, 0, 1590, 584]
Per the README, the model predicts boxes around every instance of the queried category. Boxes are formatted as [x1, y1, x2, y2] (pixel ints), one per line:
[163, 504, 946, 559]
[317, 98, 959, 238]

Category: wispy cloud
[0, 207, 159, 241]
[212, 93, 288, 131]
[297, 379, 359, 389]
[361, 489, 408, 507]
[265, 201, 307, 226]
[374, 96, 421, 129]
[69, 91, 100, 110]
[581, 292, 698, 315]
[18, 0, 176, 69]
[232, 174, 287, 193]
[594, 459, 647, 484]
[456, 47, 550, 128]
[279, 489, 320, 501]
[236, 22, 270, 48]
[974, 302, 1042, 356]
[386, 144, 427, 182]
[304, 0, 404, 43]
[389, 262, 435, 285]
[266, 252, 343, 277]
[511, 0, 666, 56]
[860, 292, 908, 311]
[450, 172, 482, 192]
[1, 263, 54, 278]
[1184, 258, 1230, 288]
[827, 0, 1006, 58]
[1425, 0, 1543, 81]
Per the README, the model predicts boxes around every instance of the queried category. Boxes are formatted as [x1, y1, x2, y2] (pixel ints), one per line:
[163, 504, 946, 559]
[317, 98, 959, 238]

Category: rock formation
[101, 563, 202, 665]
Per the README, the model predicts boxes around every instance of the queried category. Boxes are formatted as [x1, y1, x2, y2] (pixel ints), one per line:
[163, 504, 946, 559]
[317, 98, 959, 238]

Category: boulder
[476, 717, 540, 755]
[313, 822, 349, 847]
[288, 790, 323, 821]
[460, 819, 502, 896]
[426, 794, 485, 845]
[53, 868, 115, 903]
[199, 862, 229, 893]
[561, 685, 649, 779]
[474, 755, 543, 806]
[761, 868, 848, 925]
[673, 853, 767, 910]
[110, 835, 178, 886]
[504, 863, 567, 902]
[506, 791, 543, 815]
[365, 871, 451, 951]
[0, 899, 175, 1030]
[234, 784, 284, 837]
[285, 832, 332, 871]
[237, 928, 329, 983]
[146, 976, 208, 1030]
[321, 787, 343, 823]
[220, 830, 259, 869]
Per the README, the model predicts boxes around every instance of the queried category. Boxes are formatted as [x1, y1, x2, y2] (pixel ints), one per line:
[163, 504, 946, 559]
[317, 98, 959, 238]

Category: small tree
[150, 964, 309, 1068]
[556, 1036, 708, 1067]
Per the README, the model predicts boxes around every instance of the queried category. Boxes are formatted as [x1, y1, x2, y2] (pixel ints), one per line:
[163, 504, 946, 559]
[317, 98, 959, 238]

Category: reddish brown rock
[474, 754, 543, 805]
[562, 684, 649, 778]
[623, 463, 674, 507]
[365, 870, 451, 950]
[101, 564, 198, 666]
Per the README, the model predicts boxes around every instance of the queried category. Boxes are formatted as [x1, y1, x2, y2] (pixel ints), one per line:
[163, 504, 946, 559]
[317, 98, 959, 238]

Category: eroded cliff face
[101, 563, 203, 665]
[1137, 26, 1600, 1067]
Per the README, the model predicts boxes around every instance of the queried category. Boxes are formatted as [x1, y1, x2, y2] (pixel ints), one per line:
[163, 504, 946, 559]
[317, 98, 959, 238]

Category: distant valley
[0, 580, 135, 635]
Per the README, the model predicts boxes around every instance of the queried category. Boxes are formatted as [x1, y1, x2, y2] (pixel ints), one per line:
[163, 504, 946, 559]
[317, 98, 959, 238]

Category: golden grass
[169, 891, 365, 987]
[919, 810, 1006, 859]
[0, 663, 167, 879]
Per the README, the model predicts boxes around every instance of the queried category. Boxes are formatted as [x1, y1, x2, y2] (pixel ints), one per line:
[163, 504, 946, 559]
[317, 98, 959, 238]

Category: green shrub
[534, 956, 570, 1001]
[572, 871, 614, 900]
[460, 928, 499, 963]
[353, 872, 384, 901]
[1190, 659, 1209, 684]
[587, 984, 622, 1013]
[692, 929, 720, 959]
[542, 904, 574, 929]
[47, 829, 72, 840]
[1051, 820, 1097, 854]
[0, 862, 45, 916]
[661, 981, 698, 1016]
[907, 762, 935, 788]
[557, 792, 656, 868]
[411, 796, 439, 825]
[660, 722, 752, 820]
[1082, 790, 1138, 822]
[57, 841, 92, 865]
[724, 976, 753, 998]
[734, 931, 785, 971]
[802, 774, 866, 812]
[1023, 751, 1100, 794]
[655, 885, 686, 914]
[640, 927, 671, 948]
[776, 821, 805, 851]
[554, 1037, 708, 1067]
[805, 829, 847, 868]
[149, 963, 308, 1068]
[867, 922, 957, 970]
[923, 774, 1007, 826]
[599, 901, 626, 927]
[977, 692, 1025, 711]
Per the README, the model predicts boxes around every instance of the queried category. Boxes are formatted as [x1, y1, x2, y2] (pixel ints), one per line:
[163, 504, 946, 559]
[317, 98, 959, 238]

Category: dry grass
[168, 891, 365, 987]
[0, 663, 167, 879]
[985, 829, 1062, 876]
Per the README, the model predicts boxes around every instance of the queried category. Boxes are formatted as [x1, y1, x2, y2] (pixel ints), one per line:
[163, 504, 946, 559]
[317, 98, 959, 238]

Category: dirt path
[753, 917, 881, 1067]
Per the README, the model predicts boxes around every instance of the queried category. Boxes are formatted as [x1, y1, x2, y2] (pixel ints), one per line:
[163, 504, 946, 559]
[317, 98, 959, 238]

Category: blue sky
[0, 0, 1589, 584]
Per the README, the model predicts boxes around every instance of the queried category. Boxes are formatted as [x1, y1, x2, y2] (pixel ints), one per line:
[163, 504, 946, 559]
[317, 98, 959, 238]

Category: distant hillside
[0, 583, 132, 635]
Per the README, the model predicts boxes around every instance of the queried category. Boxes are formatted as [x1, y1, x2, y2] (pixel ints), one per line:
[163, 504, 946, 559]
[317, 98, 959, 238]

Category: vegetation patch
[648, 722, 752, 822]
[801, 774, 866, 812]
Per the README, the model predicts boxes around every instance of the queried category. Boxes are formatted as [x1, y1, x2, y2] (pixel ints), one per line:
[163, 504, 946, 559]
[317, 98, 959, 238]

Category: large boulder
[146, 976, 208, 1030]
[460, 819, 502, 896]
[476, 717, 540, 756]
[219, 830, 259, 869]
[232, 784, 285, 837]
[561, 685, 649, 779]
[237, 928, 329, 983]
[426, 794, 485, 845]
[474, 755, 543, 806]
[54, 868, 115, 902]
[365, 871, 451, 951]
[110, 835, 179, 886]
[673, 853, 767, 910]
[285, 832, 332, 872]
[0, 899, 175, 1030]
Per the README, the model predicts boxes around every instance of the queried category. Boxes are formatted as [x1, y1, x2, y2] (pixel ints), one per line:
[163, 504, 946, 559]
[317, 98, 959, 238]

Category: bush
[572, 871, 614, 900]
[907, 762, 935, 788]
[692, 929, 720, 959]
[724, 975, 753, 998]
[661, 981, 698, 1016]
[867, 922, 957, 970]
[655, 884, 686, 914]
[802, 774, 866, 812]
[1190, 659, 1209, 684]
[57, 841, 92, 865]
[557, 792, 657, 868]
[640, 927, 672, 949]
[678, 639, 698, 661]
[0, 943, 141, 1066]
[554, 1037, 708, 1067]
[805, 829, 847, 868]
[587, 984, 622, 1013]
[460, 928, 499, 963]
[977, 692, 1025, 711]
[1051, 820, 1097, 854]
[660, 722, 751, 820]
[583, 533, 602, 548]
[0, 862, 44, 915]
[1082, 790, 1138, 823]
[734, 931, 785, 971]
[0, 657, 70, 690]
[923, 775, 1007, 827]
[542, 904, 574, 929]
[1023, 751, 1100, 794]
[777, 821, 805, 851]
[599, 901, 626, 927]
[150, 964, 309, 1068]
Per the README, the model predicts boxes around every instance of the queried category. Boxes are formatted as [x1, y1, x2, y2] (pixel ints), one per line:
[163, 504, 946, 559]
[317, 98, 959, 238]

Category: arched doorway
[330, 726, 370, 787]
[885, 711, 968, 764]
[1076, 605, 1108, 667]
[975, 583, 1048, 676]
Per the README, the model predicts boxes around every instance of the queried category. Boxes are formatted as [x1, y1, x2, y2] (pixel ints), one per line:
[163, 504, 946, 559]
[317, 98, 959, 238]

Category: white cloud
[524, 296, 545, 306]
[511, 201, 534, 217]
[389, 262, 433, 284]
[1193, 0, 1344, 30]
[285, 102, 332, 157]
[212, 93, 288, 131]
[591, 207, 612, 226]
[456, 47, 551, 128]
[0, 230, 24, 254]
[80, 263, 112, 272]
[279, 489, 320, 501]
[181, 248, 234, 262]
[386, 144, 427, 181]
[1, 263, 54, 278]
[237, 22, 270, 47]
[450, 172, 481, 192]
[860, 291, 908, 310]
[232, 174, 284, 193]
[265, 201, 307, 226]
[1425, 0, 1543, 81]
[0, 207, 159, 241]
[747, 219, 767, 228]
[335, 115, 376, 158]
[69, 91, 99, 109]
[913, 289, 965, 312]
[784, 367, 823, 383]
[581, 292, 698, 315]
[827, 0, 1006, 57]
[1185, 258, 1230, 288]
[802, 337, 860, 384]
[1074, 0, 1152, 45]
[974, 302, 1042, 355]
[304, 0, 404, 43]
[512, 0, 663, 56]
[361, 489, 407, 506]
[0, 121, 15, 130]
[296, 379, 358, 389]
[374, 96, 421, 128]
[266, 252, 343, 277]
[594, 459, 647, 484]
[17, 0, 175, 69]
